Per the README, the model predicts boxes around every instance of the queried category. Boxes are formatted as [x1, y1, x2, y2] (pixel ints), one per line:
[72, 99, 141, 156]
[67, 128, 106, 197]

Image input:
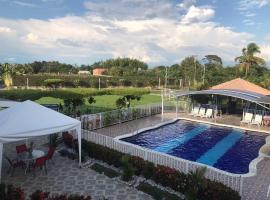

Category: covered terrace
[172, 78, 270, 130]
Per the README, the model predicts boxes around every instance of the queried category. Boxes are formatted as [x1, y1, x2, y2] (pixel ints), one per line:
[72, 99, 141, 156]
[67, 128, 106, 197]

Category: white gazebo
[0, 100, 82, 181]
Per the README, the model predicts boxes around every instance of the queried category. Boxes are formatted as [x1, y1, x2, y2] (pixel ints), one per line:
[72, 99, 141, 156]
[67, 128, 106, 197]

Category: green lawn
[137, 182, 182, 200]
[35, 94, 161, 114]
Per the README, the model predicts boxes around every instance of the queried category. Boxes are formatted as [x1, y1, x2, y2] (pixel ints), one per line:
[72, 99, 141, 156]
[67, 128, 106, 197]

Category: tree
[235, 43, 265, 77]
[0, 63, 14, 88]
[43, 79, 63, 89]
[115, 95, 141, 108]
[87, 96, 96, 113]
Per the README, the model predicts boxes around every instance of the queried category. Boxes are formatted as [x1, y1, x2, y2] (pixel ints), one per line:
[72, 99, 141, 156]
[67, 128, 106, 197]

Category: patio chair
[189, 107, 200, 116]
[195, 107, 206, 117]
[201, 108, 213, 118]
[32, 156, 47, 176]
[46, 147, 56, 164]
[62, 132, 74, 148]
[4, 155, 25, 175]
[240, 112, 253, 125]
[251, 114, 263, 127]
[16, 144, 28, 154]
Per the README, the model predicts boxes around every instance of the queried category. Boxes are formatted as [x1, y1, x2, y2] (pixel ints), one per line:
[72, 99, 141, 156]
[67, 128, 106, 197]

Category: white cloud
[0, 0, 267, 65]
[84, 0, 178, 20]
[13, 1, 37, 7]
[177, 0, 196, 10]
[181, 5, 215, 24]
[238, 0, 269, 10]
[0, 26, 13, 33]
[243, 19, 255, 26]
[260, 45, 270, 61]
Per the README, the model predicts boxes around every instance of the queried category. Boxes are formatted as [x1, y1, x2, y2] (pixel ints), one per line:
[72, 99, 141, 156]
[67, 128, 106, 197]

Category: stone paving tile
[242, 158, 270, 200]
[2, 153, 153, 200]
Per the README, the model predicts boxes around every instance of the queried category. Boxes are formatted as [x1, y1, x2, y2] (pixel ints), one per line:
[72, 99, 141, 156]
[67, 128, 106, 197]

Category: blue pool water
[121, 120, 267, 174]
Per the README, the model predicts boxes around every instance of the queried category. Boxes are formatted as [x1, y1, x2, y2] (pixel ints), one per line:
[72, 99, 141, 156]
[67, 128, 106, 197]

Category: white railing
[79, 103, 162, 130]
[81, 129, 243, 194]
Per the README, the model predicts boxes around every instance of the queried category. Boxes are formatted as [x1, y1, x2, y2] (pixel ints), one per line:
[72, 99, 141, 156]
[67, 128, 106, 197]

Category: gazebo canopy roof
[173, 78, 270, 105]
[210, 78, 270, 96]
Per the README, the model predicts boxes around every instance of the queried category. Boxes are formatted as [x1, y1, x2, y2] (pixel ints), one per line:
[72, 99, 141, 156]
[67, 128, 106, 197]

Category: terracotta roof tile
[210, 78, 270, 96]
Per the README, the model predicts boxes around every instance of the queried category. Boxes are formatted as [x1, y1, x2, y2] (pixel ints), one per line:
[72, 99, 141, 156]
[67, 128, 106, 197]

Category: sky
[0, 0, 270, 67]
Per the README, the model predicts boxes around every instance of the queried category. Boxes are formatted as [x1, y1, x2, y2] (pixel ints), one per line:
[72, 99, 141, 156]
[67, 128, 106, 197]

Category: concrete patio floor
[2, 153, 152, 200]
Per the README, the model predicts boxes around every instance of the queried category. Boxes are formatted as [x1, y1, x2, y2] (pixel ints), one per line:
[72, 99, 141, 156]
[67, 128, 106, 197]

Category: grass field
[36, 94, 161, 113]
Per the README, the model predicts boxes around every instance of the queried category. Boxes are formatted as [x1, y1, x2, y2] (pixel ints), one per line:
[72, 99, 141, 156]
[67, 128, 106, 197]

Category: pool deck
[95, 112, 270, 138]
[93, 112, 270, 200]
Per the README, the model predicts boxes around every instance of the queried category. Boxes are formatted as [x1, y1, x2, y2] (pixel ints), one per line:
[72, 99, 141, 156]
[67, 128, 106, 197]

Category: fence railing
[81, 129, 243, 194]
[79, 103, 162, 130]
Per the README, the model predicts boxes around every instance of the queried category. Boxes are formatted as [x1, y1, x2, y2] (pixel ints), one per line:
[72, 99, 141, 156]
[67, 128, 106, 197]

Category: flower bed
[81, 139, 241, 200]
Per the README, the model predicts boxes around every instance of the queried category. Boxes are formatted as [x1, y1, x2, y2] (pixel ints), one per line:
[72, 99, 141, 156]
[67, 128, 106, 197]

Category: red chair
[16, 144, 28, 154]
[5, 155, 25, 175]
[46, 147, 56, 163]
[32, 156, 47, 176]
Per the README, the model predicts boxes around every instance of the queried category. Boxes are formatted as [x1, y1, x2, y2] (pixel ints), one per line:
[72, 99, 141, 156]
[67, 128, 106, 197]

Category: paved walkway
[2, 153, 152, 200]
[242, 158, 270, 200]
[96, 113, 176, 137]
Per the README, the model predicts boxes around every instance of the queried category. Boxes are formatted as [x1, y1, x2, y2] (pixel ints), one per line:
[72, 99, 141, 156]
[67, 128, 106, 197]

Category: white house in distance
[78, 70, 91, 75]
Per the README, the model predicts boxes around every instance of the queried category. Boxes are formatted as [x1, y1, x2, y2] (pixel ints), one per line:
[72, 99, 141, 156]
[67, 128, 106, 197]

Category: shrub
[44, 79, 64, 89]
[120, 79, 132, 87]
[121, 155, 134, 181]
[30, 190, 92, 200]
[0, 183, 25, 200]
[81, 140, 240, 200]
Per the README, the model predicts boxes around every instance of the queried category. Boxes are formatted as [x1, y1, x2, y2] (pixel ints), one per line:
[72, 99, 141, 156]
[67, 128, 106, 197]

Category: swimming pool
[121, 120, 267, 174]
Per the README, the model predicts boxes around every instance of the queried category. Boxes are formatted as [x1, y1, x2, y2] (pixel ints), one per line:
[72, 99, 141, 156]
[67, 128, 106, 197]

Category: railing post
[239, 175, 243, 196]
[144, 150, 148, 160]
[99, 113, 102, 128]
[185, 161, 189, 174]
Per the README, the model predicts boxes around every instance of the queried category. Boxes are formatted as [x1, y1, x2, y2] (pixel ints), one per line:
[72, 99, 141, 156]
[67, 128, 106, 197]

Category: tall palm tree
[0, 63, 14, 88]
[235, 43, 265, 77]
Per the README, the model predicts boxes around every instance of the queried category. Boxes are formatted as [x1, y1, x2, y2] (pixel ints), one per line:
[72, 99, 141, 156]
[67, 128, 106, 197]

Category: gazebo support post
[176, 97, 178, 118]
[0, 143, 3, 183]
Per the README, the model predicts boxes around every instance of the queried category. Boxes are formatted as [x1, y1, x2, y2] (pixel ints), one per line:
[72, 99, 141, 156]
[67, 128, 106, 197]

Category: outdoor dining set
[4, 143, 55, 176]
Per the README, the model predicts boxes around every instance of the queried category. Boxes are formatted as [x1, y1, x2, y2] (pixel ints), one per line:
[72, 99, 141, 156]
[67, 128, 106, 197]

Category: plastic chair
[46, 147, 56, 163]
[4, 155, 25, 175]
[16, 144, 28, 154]
[32, 156, 47, 176]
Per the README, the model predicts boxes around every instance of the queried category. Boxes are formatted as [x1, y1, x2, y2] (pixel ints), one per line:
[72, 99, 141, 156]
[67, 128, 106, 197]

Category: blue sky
[0, 0, 270, 66]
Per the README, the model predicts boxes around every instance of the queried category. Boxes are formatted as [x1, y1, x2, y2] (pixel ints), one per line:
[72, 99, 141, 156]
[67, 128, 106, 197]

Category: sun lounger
[201, 108, 213, 118]
[240, 112, 253, 125]
[195, 107, 206, 117]
[189, 107, 200, 116]
[251, 114, 263, 127]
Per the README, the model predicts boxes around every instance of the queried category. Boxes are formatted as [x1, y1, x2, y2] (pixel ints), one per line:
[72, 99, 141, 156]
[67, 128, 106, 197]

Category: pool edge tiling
[119, 119, 267, 175]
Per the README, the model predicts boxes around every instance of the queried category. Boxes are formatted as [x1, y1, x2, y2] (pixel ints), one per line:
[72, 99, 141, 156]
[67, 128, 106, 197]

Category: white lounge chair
[201, 108, 213, 118]
[189, 107, 200, 116]
[240, 112, 253, 125]
[251, 114, 263, 127]
[195, 107, 206, 117]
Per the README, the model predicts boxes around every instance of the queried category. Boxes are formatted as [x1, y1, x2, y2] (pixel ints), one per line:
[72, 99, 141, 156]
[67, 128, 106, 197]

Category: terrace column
[161, 90, 164, 119]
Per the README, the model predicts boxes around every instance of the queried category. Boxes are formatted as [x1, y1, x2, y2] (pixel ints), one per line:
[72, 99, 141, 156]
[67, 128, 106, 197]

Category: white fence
[81, 129, 243, 194]
[79, 103, 162, 130]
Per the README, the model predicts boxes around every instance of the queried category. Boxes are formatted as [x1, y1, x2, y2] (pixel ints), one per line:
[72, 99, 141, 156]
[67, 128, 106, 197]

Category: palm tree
[235, 43, 265, 77]
[0, 63, 14, 88]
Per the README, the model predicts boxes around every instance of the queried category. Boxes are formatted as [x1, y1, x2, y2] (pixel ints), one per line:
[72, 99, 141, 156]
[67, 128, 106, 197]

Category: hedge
[0, 88, 150, 101]
[12, 74, 179, 88]
[81, 140, 241, 200]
